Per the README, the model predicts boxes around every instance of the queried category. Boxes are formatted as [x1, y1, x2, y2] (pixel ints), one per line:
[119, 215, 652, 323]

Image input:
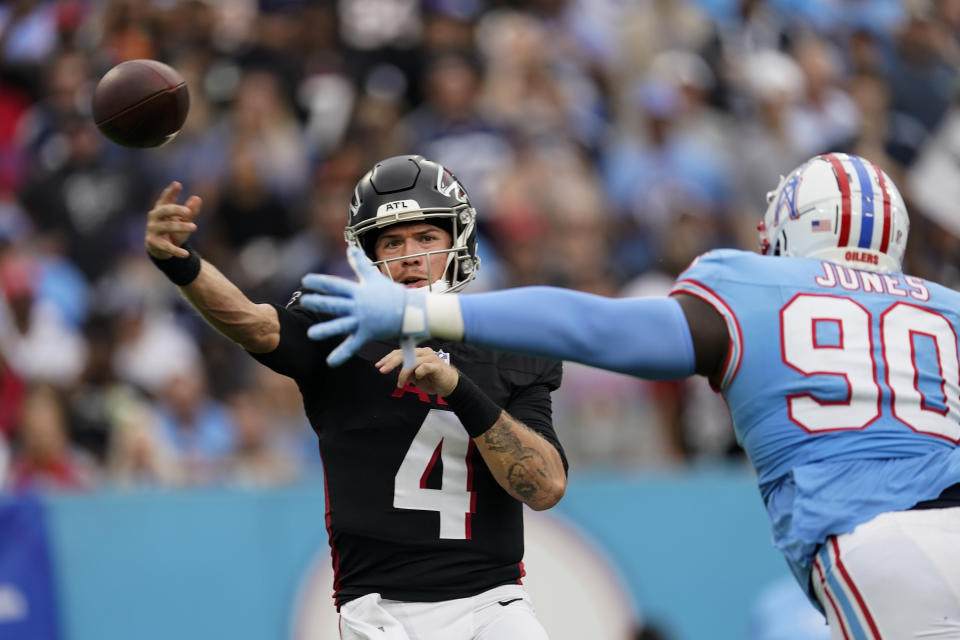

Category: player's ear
[671, 292, 728, 381]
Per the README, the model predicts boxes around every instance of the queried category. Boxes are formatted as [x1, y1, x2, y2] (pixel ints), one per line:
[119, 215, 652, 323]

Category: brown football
[92, 59, 190, 148]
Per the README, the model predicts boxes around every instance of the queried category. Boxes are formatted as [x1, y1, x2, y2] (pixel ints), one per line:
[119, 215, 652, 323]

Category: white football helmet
[758, 153, 909, 273]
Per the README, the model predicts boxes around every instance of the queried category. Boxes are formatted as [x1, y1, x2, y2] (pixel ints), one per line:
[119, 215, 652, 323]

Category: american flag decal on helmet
[811, 219, 832, 232]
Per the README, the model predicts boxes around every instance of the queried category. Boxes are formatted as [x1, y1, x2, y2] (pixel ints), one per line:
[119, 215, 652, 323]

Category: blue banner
[0, 493, 60, 640]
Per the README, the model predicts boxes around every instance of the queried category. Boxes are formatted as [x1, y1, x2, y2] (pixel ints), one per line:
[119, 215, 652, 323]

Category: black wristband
[443, 373, 503, 438]
[149, 244, 202, 286]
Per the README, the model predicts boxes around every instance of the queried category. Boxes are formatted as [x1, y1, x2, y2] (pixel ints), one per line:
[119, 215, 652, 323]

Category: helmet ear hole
[361, 229, 381, 260]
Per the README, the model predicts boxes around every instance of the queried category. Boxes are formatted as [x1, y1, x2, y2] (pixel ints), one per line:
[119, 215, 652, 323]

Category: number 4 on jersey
[394, 410, 476, 539]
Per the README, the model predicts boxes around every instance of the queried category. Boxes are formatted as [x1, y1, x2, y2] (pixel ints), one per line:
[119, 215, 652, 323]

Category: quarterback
[145, 155, 567, 640]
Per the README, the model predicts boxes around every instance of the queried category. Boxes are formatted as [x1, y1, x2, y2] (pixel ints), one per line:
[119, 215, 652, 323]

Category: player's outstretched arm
[146, 181, 280, 353]
[378, 347, 566, 510]
[302, 247, 697, 380]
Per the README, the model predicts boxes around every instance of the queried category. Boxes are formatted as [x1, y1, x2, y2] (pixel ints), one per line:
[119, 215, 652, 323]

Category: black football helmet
[344, 155, 480, 293]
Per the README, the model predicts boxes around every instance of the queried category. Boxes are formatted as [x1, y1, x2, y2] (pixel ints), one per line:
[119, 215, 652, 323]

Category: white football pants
[811, 507, 960, 639]
[338, 584, 549, 640]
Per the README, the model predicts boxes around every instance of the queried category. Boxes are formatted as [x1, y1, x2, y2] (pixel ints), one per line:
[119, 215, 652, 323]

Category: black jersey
[251, 294, 565, 606]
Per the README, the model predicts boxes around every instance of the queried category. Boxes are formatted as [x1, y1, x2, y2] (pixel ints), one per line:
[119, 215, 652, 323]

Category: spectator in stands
[786, 36, 860, 158]
[103, 256, 202, 396]
[7, 384, 96, 492]
[18, 116, 151, 284]
[153, 369, 235, 485]
[221, 392, 301, 487]
[405, 51, 513, 213]
[228, 70, 310, 202]
[248, 366, 319, 475]
[106, 399, 181, 488]
[884, 7, 959, 165]
[0, 249, 86, 387]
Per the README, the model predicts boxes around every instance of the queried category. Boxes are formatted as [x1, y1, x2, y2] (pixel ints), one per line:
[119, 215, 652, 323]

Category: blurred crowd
[0, 0, 958, 492]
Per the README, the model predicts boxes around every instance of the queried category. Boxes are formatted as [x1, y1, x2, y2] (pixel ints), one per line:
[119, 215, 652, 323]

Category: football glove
[301, 246, 428, 366]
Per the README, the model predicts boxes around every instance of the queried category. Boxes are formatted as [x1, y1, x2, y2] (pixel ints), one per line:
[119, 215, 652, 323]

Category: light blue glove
[300, 246, 427, 367]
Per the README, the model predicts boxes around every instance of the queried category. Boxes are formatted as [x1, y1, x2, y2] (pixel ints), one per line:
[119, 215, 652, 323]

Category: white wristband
[426, 293, 465, 340]
[401, 301, 428, 338]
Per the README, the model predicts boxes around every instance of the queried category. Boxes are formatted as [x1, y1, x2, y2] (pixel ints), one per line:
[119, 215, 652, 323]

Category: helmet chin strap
[427, 249, 460, 294]
[376, 251, 453, 293]
[427, 277, 451, 294]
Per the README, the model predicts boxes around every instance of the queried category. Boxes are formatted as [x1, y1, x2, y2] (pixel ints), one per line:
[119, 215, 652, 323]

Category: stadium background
[0, 0, 957, 638]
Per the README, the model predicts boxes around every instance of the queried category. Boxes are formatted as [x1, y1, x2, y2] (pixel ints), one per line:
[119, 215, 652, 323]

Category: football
[91, 59, 190, 148]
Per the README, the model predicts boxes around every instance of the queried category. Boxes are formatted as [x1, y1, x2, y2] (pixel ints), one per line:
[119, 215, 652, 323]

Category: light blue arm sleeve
[459, 286, 696, 380]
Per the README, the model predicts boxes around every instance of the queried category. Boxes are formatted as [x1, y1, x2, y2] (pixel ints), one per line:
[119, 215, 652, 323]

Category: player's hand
[301, 246, 429, 367]
[145, 181, 200, 259]
[377, 347, 459, 396]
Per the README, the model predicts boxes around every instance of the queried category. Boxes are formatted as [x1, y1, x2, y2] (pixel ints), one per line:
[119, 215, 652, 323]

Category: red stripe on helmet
[870, 161, 892, 253]
[822, 154, 852, 247]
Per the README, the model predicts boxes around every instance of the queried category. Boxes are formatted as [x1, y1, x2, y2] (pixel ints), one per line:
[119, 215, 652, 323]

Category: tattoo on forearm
[508, 464, 538, 500]
[480, 418, 526, 453]
[482, 416, 552, 504]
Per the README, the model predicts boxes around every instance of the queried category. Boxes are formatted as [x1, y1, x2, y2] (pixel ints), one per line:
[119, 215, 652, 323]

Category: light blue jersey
[673, 249, 960, 598]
